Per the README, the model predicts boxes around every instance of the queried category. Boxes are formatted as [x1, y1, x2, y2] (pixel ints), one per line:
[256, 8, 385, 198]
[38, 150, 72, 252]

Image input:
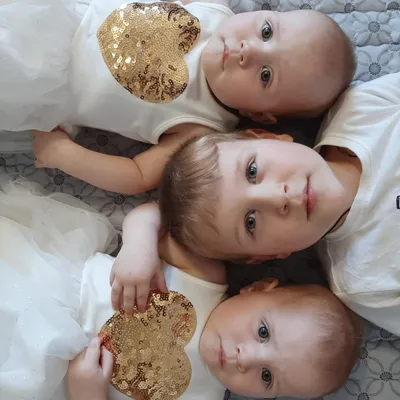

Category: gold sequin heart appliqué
[99, 290, 197, 400]
[97, 2, 201, 103]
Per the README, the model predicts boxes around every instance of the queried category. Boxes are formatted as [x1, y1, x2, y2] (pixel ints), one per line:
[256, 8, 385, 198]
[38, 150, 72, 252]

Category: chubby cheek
[221, 78, 257, 109]
[221, 312, 254, 341]
[224, 374, 262, 398]
[218, 18, 244, 39]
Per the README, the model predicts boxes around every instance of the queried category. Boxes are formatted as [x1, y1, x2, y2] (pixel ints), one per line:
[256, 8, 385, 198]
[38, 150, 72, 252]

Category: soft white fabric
[0, 179, 118, 400]
[0, 179, 227, 400]
[0, 0, 238, 141]
[315, 72, 400, 336]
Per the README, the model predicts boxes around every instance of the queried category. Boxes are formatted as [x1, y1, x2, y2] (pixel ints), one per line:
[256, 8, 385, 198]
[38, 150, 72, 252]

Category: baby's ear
[240, 110, 278, 124]
[244, 252, 291, 264]
[240, 278, 279, 294]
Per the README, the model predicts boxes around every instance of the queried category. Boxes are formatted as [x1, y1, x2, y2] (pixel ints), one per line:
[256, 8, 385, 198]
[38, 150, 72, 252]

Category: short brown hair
[273, 284, 363, 396]
[159, 131, 254, 258]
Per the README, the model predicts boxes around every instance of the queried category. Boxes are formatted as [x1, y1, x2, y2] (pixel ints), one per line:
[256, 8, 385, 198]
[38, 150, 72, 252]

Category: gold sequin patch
[99, 290, 197, 400]
[97, 2, 201, 103]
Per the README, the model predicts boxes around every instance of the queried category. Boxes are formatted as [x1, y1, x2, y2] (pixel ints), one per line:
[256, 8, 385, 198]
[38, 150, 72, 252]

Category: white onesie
[0, 0, 238, 141]
[80, 253, 228, 400]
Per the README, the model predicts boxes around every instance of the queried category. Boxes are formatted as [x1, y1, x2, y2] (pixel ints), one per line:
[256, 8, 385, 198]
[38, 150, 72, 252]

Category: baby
[157, 72, 400, 337]
[0, 0, 353, 194]
[0, 180, 361, 400]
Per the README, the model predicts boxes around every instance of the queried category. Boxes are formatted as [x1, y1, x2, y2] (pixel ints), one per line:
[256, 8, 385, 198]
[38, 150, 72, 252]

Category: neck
[323, 145, 362, 232]
[206, 80, 239, 116]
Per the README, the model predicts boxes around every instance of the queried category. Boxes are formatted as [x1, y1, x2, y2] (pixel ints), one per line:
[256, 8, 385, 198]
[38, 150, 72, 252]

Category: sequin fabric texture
[99, 290, 197, 400]
[97, 2, 201, 103]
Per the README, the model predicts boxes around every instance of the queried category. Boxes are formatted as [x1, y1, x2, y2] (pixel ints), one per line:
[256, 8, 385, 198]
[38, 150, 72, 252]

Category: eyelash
[262, 368, 273, 389]
[245, 158, 257, 236]
[245, 211, 256, 236]
[261, 20, 273, 87]
[246, 159, 257, 183]
[258, 322, 273, 388]
[261, 20, 273, 41]
[258, 322, 269, 341]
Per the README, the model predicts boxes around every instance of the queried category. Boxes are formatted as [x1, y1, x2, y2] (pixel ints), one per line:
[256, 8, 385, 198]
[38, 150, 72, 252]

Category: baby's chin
[201, 38, 224, 76]
[201, 37, 219, 64]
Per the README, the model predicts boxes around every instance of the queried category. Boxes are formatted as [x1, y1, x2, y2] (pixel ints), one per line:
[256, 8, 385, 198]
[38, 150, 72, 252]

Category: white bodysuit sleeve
[338, 291, 400, 336]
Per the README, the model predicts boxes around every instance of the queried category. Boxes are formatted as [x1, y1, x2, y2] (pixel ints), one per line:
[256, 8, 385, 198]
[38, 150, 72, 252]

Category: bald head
[263, 9, 355, 116]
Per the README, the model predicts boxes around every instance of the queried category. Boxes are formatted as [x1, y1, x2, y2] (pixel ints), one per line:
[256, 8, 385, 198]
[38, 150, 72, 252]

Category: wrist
[56, 140, 86, 170]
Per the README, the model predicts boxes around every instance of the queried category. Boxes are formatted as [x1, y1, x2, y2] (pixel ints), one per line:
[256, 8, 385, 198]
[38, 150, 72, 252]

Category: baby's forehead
[215, 140, 257, 160]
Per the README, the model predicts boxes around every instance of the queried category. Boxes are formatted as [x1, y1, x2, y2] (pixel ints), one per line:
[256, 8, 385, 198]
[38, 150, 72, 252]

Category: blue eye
[261, 21, 273, 41]
[262, 368, 272, 384]
[261, 67, 271, 84]
[258, 323, 269, 339]
[247, 161, 257, 182]
[246, 212, 256, 234]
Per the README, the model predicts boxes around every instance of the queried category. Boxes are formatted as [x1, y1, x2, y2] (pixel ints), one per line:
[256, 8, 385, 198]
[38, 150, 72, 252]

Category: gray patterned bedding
[1, 0, 400, 399]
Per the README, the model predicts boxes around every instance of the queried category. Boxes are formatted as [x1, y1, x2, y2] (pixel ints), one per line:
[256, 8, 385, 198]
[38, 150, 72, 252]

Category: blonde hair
[159, 131, 255, 259]
[273, 284, 363, 396]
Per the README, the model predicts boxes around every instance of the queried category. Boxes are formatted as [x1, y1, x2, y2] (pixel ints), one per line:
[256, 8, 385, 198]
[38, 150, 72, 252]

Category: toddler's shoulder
[320, 72, 400, 136]
[338, 72, 400, 111]
[349, 72, 400, 103]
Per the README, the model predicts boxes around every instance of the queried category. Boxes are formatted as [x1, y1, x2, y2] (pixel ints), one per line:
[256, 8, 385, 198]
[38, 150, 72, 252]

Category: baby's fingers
[101, 346, 114, 380]
[83, 337, 102, 366]
[122, 285, 137, 316]
[154, 269, 168, 293]
[136, 283, 150, 313]
[69, 346, 86, 369]
[111, 279, 123, 311]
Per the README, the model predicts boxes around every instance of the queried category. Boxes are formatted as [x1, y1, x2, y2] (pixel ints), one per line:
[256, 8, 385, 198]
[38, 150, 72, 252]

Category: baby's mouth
[219, 338, 226, 368]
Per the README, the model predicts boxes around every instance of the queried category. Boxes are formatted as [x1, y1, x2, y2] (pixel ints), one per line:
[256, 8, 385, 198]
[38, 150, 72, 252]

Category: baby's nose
[239, 40, 261, 67]
[237, 344, 264, 372]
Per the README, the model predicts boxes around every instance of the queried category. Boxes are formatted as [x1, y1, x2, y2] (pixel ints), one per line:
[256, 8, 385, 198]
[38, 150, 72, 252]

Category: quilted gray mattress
[1, 0, 400, 399]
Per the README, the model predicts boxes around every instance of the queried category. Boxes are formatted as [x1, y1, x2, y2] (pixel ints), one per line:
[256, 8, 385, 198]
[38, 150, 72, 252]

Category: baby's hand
[110, 242, 168, 314]
[67, 337, 113, 400]
[33, 128, 73, 169]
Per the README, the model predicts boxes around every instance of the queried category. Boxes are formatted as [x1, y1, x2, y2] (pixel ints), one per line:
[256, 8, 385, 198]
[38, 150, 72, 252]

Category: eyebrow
[235, 149, 244, 176]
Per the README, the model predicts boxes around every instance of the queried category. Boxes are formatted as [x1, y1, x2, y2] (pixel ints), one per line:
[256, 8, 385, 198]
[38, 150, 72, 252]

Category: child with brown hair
[156, 72, 400, 337]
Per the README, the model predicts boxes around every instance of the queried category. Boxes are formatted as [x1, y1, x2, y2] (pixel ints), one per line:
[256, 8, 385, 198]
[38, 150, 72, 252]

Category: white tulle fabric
[0, 0, 86, 132]
[0, 179, 117, 400]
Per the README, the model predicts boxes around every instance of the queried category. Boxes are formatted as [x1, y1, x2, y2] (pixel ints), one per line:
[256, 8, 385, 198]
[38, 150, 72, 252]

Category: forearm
[121, 203, 163, 250]
[57, 142, 152, 195]
[158, 234, 226, 284]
